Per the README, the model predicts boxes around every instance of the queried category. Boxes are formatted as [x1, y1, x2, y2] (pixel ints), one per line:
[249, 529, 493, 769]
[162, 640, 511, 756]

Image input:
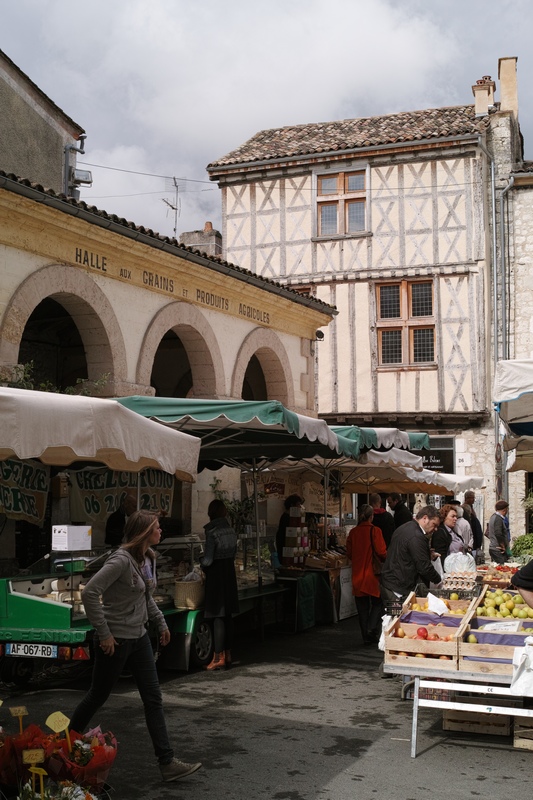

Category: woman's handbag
[369, 527, 382, 576]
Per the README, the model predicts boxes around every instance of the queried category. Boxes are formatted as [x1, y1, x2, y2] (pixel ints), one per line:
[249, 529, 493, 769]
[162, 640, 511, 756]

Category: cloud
[1, 0, 532, 237]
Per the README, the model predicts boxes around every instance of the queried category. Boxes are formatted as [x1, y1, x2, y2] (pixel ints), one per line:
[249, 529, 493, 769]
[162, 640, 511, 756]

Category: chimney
[179, 221, 222, 257]
[498, 56, 519, 118]
[471, 75, 496, 117]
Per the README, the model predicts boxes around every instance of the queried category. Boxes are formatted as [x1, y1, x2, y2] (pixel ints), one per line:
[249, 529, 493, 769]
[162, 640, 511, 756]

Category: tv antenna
[162, 177, 180, 238]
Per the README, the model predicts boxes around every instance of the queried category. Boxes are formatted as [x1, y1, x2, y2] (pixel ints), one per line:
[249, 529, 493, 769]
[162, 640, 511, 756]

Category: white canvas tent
[0, 387, 200, 481]
[493, 359, 533, 472]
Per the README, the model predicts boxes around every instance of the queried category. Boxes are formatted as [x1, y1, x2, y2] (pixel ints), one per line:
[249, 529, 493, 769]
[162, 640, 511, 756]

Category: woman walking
[70, 510, 202, 783]
[346, 504, 387, 645]
[201, 499, 239, 670]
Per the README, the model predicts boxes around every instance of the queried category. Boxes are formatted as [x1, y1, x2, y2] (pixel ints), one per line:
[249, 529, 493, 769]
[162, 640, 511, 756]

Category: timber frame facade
[208, 59, 525, 519]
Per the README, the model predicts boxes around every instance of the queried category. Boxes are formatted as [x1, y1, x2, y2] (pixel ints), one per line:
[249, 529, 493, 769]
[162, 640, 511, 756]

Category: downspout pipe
[499, 174, 514, 500]
[477, 136, 498, 370]
[477, 136, 502, 501]
[500, 175, 515, 361]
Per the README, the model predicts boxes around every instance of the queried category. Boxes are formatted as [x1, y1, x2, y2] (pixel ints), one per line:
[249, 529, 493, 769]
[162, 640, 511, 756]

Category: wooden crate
[443, 708, 512, 736]
[400, 591, 480, 621]
[384, 617, 459, 671]
[514, 718, 533, 750]
[443, 694, 522, 736]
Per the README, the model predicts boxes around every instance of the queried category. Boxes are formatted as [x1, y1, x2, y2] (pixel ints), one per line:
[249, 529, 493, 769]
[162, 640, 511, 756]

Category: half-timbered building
[208, 58, 524, 524]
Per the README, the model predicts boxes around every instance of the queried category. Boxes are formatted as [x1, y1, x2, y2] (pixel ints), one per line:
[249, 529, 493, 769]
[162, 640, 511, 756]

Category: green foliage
[523, 492, 533, 515]
[5, 361, 109, 396]
[512, 533, 533, 557]
[210, 478, 264, 535]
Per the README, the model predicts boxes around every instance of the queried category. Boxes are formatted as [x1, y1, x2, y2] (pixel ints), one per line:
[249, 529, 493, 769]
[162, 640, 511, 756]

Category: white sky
[1, 0, 530, 240]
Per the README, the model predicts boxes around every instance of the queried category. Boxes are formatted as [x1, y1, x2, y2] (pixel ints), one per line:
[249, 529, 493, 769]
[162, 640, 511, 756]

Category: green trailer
[0, 554, 214, 685]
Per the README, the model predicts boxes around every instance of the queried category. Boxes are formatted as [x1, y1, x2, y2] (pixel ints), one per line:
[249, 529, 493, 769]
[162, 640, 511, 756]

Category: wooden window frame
[376, 280, 435, 368]
[316, 170, 367, 237]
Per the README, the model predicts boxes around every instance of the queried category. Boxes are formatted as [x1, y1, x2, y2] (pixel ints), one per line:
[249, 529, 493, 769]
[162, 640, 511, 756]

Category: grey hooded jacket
[81, 548, 168, 640]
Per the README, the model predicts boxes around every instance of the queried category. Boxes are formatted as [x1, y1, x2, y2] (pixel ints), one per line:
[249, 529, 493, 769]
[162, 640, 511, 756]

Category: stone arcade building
[0, 49, 336, 544]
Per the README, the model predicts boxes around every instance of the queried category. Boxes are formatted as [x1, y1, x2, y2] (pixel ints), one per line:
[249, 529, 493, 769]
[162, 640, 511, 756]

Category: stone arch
[231, 328, 294, 406]
[0, 264, 127, 391]
[137, 302, 225, 398]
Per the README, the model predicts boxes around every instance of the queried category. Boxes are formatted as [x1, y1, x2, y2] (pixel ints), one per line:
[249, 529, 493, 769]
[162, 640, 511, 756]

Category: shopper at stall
[386, 493, 413, 529]
[70, 510, 202, 783]
[511, 559, 533, 606]
[275, 494, 303, 562]
[448, 501, 474, 552]
[379, 506, 442, 605]
[369, 493, 395, 548]
[346, 504, 387, 645]
[201, 498, 239, 671]
[462, 491, 484, 552]
[105, 492, 137, 547]
[488, 499, 510, 564]
[431, 504, 458, 566]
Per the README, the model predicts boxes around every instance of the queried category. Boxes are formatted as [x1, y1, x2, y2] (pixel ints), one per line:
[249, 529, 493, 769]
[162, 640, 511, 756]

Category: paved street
[3, 618, 532, 800]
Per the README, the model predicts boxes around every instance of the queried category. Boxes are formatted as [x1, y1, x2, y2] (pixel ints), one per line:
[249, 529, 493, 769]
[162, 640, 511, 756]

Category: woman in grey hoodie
[70, 510, 202, 783]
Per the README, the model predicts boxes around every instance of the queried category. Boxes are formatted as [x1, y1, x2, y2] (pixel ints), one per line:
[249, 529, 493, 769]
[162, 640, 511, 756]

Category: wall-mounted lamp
[315, 330, 325, 341]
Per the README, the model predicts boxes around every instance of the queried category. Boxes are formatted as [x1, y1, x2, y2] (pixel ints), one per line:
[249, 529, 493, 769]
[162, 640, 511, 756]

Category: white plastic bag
[430, 556, 444, 590]
[511, 637, 533, 696]
[378, 614, 392, 652]
[443, 552, 476, 574]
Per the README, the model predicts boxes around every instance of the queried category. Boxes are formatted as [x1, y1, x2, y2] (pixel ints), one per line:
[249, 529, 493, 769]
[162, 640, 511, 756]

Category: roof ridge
[0, 169, 335, 315]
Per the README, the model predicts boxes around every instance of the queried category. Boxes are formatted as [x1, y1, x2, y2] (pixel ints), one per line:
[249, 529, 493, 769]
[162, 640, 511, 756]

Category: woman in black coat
[201, 499, 239, 671]
[431, 504, 458, 568]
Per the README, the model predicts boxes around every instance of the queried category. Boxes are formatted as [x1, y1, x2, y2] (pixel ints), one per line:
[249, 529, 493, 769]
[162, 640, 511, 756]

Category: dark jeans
[489, 547, 506, 565]
[213, 615, 234, 652]
[70, 632, 173, 765]
[354, 594, 383, 643]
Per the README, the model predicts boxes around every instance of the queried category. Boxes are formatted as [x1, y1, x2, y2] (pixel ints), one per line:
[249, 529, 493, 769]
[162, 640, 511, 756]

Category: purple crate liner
[401, 611, 462, 627]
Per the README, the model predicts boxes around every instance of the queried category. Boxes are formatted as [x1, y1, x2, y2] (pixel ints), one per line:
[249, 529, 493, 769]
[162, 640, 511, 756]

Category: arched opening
[241, 354, 268, 400]
[19, 297, 88, 391]
[150, 329, 193, 397]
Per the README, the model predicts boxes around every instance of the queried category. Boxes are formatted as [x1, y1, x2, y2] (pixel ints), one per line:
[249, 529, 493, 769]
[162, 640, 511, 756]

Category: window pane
[381, 330, 402, 364]
[346, 172, 365, 192]
[413, 328, 434, 362]
[346, 201, 365, 232]
[319, 204, 338, 235]
[319, 176, 338, 195]
[411, 283, 433, 317]
[379, 285, 400, 318]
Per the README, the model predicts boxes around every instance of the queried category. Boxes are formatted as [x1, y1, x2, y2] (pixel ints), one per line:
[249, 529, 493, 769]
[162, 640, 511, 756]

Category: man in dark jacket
[462, 491, 483, 551]
[386, 493, 413, 529]
[380, 506, 442, 605]
[369, 493, 395, 548]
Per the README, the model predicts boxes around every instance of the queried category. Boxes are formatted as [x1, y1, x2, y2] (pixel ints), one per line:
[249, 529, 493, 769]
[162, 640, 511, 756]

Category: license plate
[6, 643, 58, 658]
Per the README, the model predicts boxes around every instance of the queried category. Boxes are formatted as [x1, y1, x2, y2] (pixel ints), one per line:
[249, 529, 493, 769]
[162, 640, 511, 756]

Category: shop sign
[0, 458, 50, 524]
[68, 467, 174, 530]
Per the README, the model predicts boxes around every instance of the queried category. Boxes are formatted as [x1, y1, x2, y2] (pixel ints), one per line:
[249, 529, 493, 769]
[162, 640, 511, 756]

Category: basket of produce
[174, 579, 205, 609]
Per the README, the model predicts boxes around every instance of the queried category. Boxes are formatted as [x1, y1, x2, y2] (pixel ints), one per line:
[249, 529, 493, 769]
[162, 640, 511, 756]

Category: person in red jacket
[346, 504, 387, 645]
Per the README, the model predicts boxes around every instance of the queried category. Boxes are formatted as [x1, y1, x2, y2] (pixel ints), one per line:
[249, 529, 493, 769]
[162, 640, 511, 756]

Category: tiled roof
[0, 170, 335, 316]
[208, 104, 487, 169]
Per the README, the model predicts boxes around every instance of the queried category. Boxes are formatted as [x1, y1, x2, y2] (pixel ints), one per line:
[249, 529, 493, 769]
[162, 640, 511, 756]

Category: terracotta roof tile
[208, 104, 487, 169]
[0, 170, 335, 316]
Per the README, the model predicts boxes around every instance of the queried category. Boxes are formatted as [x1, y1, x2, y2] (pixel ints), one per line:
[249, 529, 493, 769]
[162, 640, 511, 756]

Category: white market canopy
[493, 359, 533, 472]
[0, 387, 200, 481]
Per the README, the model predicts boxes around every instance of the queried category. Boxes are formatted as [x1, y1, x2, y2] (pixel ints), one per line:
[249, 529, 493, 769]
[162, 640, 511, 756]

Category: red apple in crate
[416, 627, 428, 639]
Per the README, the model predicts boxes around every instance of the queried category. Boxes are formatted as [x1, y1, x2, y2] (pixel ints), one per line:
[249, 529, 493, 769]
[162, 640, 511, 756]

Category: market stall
[383, 573, 533, 756]
[0, 387, 203, 683]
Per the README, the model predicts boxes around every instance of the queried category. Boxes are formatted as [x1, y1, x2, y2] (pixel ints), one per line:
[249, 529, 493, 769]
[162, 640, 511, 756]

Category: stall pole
[252, 458, 262, 590]
[323, 468, 329, 550]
